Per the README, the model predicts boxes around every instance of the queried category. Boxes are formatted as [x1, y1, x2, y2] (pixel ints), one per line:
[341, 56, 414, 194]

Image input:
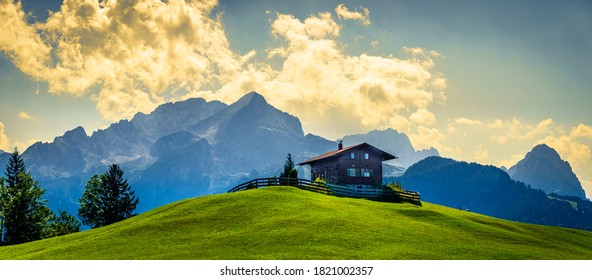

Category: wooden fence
[228, 177, 421, 206]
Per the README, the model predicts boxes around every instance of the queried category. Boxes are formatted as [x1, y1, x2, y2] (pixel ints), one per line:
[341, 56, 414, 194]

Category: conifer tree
[0, 149, 51, 244]
[4, 147, 25, 189]
[280, 153, 298, 179]
[78, 164, 139, 228]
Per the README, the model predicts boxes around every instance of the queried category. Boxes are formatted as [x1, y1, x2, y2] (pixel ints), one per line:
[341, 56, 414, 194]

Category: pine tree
[1, 148, 52, 244]
[78, 164, 139, 228]
[5, 148, 25, 189]
[279, 154, 298, 186]
[280, 153, 298, 179]
[0, 172, 51, 244]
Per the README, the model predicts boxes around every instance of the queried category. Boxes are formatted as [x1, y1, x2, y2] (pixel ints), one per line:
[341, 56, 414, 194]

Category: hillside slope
[1, 187, 592, 260]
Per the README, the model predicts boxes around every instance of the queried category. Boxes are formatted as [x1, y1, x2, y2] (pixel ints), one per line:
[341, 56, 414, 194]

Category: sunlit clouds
[335, 4, 371, 26]
[18, 111, 35, 121]
[0, 1, 444, 141]
[1, 0, 248, 121]
[0, 122, 10, 151]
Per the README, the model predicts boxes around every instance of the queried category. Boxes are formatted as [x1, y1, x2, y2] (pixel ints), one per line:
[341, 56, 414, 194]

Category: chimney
[338, 140, 343, 150]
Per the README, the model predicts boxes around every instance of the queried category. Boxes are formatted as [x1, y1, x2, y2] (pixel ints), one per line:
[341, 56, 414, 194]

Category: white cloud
[455, 117, 482, 126]
[0, 122, 10, 151]
[572, 124, 592, 139]
[18, 111, 35, 121]
[335, 4, 371, 26]
[474, 144, 490, 162]
[410, 109, 436, 126]
[540, 134, 591, 173]
[13, 139, 39, 153]
[410, 126, 445, 151]
[371, 40, 380, 50]
[489, 118, 556, 144]
[216, 9, 446, 139]
[0, 0, 248, 121]
[0, 0, 51, 81]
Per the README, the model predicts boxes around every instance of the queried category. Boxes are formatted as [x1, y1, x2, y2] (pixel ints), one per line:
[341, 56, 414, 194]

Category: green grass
[1, 186, 592, 259]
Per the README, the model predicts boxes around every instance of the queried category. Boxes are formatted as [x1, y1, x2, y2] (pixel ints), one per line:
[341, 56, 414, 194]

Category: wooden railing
[228, 177, 421, 206]
[228, 177, 332, 195]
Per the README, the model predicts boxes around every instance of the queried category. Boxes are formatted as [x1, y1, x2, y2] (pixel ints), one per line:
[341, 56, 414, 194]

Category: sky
[1, 0, 592, 197]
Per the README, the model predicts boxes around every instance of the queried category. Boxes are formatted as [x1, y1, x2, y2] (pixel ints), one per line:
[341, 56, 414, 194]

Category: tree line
[0, 148, 138, 245]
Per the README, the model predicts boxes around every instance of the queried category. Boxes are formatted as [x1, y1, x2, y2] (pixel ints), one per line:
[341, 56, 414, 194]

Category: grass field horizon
[1, 186, 592, 260]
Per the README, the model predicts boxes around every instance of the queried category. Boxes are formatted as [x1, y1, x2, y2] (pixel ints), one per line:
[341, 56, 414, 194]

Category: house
[298, 142, 396, 187]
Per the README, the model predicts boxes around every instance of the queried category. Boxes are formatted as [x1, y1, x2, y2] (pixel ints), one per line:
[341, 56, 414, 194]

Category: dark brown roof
[298, 142, 396, 165]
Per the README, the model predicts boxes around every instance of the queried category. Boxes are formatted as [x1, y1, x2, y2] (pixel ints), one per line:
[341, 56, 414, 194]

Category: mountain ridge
[397, 156, 592, 230]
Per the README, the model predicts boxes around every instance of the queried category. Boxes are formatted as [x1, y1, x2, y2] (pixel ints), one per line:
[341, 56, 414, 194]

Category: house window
[347, 168, 358, 177]
[361, 169, 373, 177]
[364, 153, 369, 160]
[350, 152, 355, 159]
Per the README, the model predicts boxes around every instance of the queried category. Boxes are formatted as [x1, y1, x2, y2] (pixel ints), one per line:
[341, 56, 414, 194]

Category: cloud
[410, 109, 436, 126]
[371, 40, 380, 50]
[18, 111, 35, 121]
[13, 139, 39, 153]
[0, 122, 10, 151]
[216, 9, 446, 139]
[1, 2, 445, 141]
[497, 153, 527, 169]
[572, 124, 592, 139]
[410, 126, 445, 151]
[0, 0, 248, 121]
[474, 144, 490, 162]
[454, 117, 482, 126]
[488, 118, 555, 144]
[539, 125, 592, 173]
[0, 0, 51, 80]
[335, 4, 371, 26]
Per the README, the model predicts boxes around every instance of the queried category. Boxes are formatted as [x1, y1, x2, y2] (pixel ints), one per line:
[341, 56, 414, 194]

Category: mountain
[3, 187, 592, 259]
[17, 92, 321, 213]
[0, 150, 9, 169]
[508, 144, 587, 199]
[397, 156, 592, 230]
[342, 128, 439, 168]
[10, 91, 444, 215]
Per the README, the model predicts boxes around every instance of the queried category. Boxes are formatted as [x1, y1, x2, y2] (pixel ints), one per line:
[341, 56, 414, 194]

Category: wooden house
[298, 142, 396, 187]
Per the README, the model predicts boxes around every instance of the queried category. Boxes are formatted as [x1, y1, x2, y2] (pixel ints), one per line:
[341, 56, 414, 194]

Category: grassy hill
[1, 186, 592, 259]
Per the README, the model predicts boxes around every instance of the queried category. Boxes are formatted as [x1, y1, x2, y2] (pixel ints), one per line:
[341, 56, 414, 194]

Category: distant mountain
[508, 144, 587, 199]
[397, 156, 592, 231]
[342, 128, 439, 168]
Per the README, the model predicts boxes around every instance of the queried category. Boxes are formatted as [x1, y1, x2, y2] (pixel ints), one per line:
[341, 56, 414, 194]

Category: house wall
[310, 146, 384, 186]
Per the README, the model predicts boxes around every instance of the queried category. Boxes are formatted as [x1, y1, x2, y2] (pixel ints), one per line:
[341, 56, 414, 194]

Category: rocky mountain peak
[508, 144, 586, 199]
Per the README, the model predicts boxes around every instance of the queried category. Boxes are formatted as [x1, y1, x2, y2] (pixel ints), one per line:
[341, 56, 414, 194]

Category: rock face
[508, 144, 587, 199]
